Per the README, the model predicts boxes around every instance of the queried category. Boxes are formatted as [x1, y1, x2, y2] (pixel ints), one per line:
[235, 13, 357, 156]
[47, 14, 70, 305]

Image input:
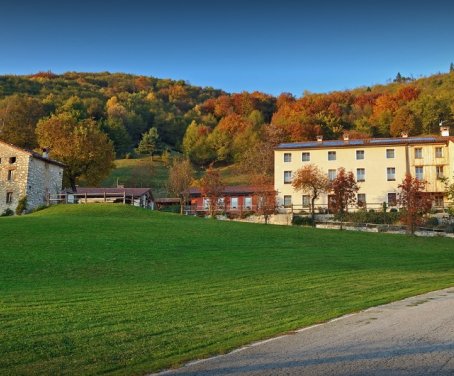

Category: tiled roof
[276, 136, 453, 150]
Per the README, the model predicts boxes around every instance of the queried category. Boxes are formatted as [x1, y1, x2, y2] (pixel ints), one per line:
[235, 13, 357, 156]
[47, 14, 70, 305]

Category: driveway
[154, 287, 454, 376]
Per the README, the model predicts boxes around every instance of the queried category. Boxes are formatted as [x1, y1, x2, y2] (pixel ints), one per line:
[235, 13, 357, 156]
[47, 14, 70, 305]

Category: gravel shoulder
[153, 287, 454, 376]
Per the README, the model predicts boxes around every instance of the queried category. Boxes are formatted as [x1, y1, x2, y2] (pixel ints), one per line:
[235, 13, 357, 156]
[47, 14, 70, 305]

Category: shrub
[292, 215, 314, 226]
[1, 208, 14, 217]
[424, 217, 439, 227]
[16, 196, 27, 215]
[335, 209, 400, 225]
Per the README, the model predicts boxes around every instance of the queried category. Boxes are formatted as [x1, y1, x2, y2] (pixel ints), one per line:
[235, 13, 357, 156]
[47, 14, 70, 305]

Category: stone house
[0, 140, 65, 214]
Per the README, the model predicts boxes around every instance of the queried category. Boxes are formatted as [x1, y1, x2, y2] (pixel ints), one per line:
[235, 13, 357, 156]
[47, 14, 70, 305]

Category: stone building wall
[26, 157, 63, 210]
[0, 145, 29, 214]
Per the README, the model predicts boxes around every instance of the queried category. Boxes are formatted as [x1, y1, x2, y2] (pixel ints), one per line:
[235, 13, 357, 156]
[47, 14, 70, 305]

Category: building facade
[274, 127, 454, 212]
[0, 140, 64, 214]
[187, 185, 275, 215]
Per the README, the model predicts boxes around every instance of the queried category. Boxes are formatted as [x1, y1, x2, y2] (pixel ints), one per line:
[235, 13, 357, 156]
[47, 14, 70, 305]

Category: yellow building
[274, 127, 454, 212]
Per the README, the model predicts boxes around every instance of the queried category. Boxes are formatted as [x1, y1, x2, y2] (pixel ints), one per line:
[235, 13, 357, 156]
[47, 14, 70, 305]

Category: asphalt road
[154, 287, 454, 376]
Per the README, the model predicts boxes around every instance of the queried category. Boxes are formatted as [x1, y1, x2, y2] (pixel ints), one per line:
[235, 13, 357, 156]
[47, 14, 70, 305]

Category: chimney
[42, 148, 49, 158]
[316, 135, 323, 142]
[401, 132, 408, 138]
[440, 125, 450, 137]
[343, 132, 349, 142]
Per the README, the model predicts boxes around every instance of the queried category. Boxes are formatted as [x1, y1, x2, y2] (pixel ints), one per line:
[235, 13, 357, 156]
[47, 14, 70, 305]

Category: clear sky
[1, 0, 453, 96]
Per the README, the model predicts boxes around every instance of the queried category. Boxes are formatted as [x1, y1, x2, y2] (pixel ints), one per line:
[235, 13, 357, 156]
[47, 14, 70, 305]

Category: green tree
[36, 113, 115, 190]
[136, 127, 159, 157]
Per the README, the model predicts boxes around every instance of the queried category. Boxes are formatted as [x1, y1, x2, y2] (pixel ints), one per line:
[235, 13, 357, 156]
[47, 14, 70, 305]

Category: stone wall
[0, 145, 29, 214]
[26, 157, 63, 210]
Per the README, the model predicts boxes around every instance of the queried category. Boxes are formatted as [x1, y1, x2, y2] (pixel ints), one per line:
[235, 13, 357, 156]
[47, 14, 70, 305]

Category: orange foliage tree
[398, 174, 432, 234]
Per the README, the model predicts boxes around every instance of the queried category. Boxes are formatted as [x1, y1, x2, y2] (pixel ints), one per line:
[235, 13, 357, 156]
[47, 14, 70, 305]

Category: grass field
[1, 205, 453, 375]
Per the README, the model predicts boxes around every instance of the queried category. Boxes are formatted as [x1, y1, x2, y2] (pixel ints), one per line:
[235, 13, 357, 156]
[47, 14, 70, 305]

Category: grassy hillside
[1, 205, 453, 375]
[98, 157, 250, 197]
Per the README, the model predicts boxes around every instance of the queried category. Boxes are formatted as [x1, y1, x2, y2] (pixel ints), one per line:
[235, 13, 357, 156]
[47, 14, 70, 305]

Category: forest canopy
[1, 69, 454, 173]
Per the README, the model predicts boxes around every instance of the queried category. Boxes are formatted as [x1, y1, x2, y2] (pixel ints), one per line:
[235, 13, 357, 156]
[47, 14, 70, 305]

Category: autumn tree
[36, 113, 115, 190]
[292, 164, 330, 225]
[167, 158, 194, 214]
[0, 95, 46, 148]
[398, 174, 432, 234]
[330, 168, 359, 219]
[390, 107, 419, 136]
[200, 164, 224, 218]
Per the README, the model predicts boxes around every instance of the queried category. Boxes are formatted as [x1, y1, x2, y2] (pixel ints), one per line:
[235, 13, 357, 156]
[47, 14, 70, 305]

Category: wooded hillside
[1, 69, 454, 174]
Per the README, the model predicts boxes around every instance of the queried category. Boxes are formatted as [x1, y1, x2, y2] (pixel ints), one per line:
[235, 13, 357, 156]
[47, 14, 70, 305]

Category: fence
[47, 192, 148, 207]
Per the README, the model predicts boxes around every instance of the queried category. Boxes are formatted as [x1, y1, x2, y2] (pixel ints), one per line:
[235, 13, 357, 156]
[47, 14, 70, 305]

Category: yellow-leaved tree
[36, 113, 115, 190]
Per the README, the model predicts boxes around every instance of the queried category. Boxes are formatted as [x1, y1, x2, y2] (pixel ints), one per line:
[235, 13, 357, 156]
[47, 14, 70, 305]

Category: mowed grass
[0, 205, 453, 375]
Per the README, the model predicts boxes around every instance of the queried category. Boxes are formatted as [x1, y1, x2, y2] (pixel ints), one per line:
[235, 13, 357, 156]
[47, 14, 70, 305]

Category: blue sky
[1, 0, 453, 95]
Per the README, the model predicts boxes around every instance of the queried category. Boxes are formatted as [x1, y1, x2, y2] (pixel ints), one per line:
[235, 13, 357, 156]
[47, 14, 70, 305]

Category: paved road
[154, 288, 454, 376]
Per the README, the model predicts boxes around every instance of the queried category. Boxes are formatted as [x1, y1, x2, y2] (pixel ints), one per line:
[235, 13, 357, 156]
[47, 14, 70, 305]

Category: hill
[1, 204, 453, 375]
[2, 69, 454, 188]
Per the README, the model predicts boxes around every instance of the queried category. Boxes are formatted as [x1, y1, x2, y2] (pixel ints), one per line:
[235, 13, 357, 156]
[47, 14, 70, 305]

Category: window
[6, 192, 13, 204]
[328, 169, 336, 181]
[244, 197, 252, 209]
[356, 150, 364, 160]
[284, 153, 292, 162]
[436, 166, 444, 179]
[388, 193, 397, 206]
[9, 157, 16, 164]
[231, 197, 238, 209]
[283, 195, 292, 207]
[328, 151, 336, 161]
[357, 193, 366, 207]
[302, 152, 310, 162]
[217, 197, 225, 209]
[284, 171, 292, 184]
[356, 168, 365, 182]
[435, 147, 443, 158]
[302, 195, 310, 207]
[415, 166, 423, 180]
[203, 198, 210, 210]
[7, 170, 14, 181]
[414, 148, 422, 159]
[387, 167, 396, 181]
[434, 195, 444, 207]
[386, 149, 395, 159]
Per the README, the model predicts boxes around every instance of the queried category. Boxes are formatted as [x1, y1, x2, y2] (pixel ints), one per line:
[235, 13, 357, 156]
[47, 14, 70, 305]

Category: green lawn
[1, 205, 453, 375]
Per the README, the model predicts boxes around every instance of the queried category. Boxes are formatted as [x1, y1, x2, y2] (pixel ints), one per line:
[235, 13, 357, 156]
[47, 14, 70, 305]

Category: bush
[1, 208, 14, 217]
[30, 205, 48, 213]
[16, 196, 27, 215]
[424, 217, 439, 227]
[292, 215, 314, 226]
[335, 209, 400, 225]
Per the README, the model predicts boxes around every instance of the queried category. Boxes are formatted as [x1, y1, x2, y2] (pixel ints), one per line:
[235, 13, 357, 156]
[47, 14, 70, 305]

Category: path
[154, 287, 454, 376]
